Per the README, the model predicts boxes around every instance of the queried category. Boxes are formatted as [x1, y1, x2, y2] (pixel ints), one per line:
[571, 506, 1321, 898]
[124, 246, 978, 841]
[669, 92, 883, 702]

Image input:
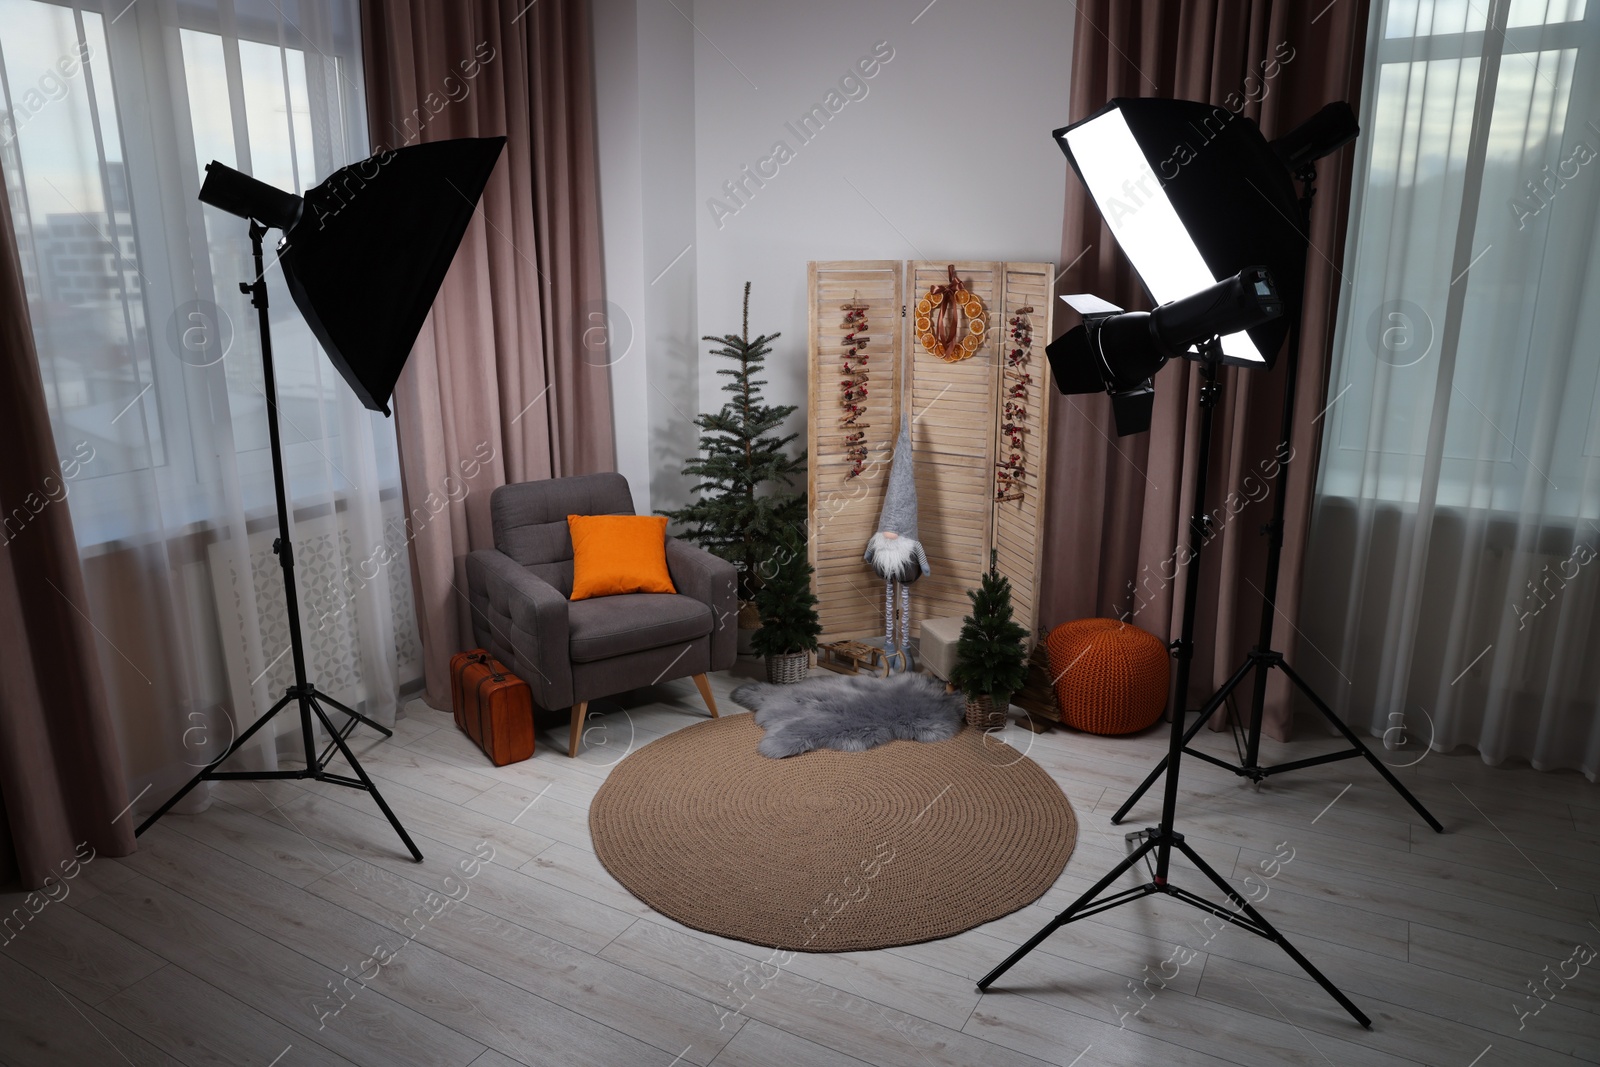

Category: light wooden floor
[3, 667, 1598, 1067]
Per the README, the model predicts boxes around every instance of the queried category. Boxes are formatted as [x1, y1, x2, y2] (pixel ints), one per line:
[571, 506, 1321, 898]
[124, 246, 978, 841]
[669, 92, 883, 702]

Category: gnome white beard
[865, 531, 925, 583]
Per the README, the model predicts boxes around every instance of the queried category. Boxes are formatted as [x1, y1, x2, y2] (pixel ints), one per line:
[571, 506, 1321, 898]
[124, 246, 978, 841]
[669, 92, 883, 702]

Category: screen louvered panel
[992, 263, 1055, 650]
[905, 261, 1001, 639]
[807, 261, 902, 643]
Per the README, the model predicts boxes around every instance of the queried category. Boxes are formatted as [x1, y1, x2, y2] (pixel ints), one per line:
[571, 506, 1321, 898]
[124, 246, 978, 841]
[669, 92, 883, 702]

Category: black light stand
[135, 222, 423, 862]
[1108, 164, 1444, 834]
[978, 341, 1370, 1029]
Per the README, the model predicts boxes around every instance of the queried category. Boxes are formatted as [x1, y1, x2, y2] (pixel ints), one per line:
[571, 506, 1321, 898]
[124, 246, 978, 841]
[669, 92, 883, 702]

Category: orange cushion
[566, 514, 676, 600]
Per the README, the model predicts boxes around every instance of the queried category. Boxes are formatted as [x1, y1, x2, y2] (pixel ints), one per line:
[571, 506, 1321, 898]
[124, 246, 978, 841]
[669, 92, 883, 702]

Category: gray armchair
[465, 472, 737, 756]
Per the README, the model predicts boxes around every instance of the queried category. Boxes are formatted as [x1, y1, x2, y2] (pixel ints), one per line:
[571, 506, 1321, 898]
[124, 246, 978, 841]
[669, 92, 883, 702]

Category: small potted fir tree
[750, 526, 821, 683]
[950, 551, 1030, 729]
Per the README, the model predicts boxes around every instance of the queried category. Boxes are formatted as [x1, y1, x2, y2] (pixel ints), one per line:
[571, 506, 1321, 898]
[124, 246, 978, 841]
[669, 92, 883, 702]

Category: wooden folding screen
[806, 262, 903, 643]
[806, 260, 1054, 646]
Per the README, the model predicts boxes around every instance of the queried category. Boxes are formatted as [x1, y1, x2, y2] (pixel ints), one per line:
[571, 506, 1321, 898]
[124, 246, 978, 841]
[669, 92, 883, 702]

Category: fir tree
[950, 551, 1030, 699]
[750, 526, 821, 657]
[662, 282, 807, 602]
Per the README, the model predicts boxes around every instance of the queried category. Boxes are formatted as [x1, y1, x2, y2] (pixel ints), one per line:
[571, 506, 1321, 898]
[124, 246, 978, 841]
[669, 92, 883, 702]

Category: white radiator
[206, 499, 423, 723]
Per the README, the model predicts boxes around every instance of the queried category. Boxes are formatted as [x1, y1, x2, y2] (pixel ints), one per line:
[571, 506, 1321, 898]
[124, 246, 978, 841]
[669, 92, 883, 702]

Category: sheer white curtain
[1301, 0, 1600, 779]
[0, 0, 419, 814]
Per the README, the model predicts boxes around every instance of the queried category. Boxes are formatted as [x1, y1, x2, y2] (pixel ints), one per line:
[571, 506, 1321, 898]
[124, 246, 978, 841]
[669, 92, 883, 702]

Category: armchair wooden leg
[691, 673, 719, 718]
[568, 701, 588, 757]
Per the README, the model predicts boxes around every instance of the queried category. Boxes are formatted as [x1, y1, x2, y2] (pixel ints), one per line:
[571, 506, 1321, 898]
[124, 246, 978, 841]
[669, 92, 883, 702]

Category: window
[1319, 0, 1599, 518]
[0, 0, 388, 545]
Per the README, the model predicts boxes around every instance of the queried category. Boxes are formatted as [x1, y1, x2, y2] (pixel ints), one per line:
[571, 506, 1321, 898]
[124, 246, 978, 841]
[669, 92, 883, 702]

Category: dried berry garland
[996, 304, 1034, 502]
[840, 297, 872, 478]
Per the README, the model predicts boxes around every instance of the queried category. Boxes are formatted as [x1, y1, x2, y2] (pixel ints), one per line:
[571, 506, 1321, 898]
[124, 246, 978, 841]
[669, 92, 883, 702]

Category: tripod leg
[978, 835, 1159, 990]
[310, 697, 423, 861]
[1172, 837, 1371, 1028]
[314, 690, 394, 738]
[136, 692, 297, 837]
[1275, 660, 1444, 833]
[1111, 753, 1175, 825]
[1111, 658, 1251, 824]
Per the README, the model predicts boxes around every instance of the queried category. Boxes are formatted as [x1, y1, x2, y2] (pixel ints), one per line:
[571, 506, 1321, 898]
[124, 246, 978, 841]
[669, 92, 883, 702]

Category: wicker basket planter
[766, 651, 810, 684]
[964, 692, 1010, 730]
[737, 601, 762, 656]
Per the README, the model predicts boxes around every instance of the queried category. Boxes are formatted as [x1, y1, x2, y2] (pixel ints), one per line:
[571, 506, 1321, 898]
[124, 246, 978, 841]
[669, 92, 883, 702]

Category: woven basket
[964, 692, 1009, 730]
[737, 601, 761, 656]
[766, 651, 810, 684]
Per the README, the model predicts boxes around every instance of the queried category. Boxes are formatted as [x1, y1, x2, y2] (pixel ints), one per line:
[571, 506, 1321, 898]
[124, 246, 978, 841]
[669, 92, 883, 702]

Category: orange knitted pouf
[1044, 619, 1169, 735]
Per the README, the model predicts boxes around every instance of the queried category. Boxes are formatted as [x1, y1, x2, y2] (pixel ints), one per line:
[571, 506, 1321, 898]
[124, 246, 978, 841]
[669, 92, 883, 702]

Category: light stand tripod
[135, 222, 423, 862]
[978, 342, 1370, 1029]
[1109, 162, 1443, 834]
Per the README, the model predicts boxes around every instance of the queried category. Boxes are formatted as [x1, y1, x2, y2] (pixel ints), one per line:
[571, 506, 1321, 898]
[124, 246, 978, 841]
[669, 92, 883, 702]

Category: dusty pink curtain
[1040, 0, 1370, 740]
[360, 0, 615, 707]
[0, 161, 135, 889]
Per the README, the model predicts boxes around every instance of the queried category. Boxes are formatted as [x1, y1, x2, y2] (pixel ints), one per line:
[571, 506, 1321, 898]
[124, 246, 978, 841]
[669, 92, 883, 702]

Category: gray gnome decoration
[864, 415, 928, 669]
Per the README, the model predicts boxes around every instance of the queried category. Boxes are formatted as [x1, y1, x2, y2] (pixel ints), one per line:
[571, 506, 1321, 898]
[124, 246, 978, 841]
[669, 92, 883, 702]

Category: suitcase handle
[467, 652, 505, 683]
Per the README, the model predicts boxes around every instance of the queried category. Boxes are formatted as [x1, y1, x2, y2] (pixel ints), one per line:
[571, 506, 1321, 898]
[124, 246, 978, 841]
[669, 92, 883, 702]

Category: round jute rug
[588, 713, 1077, 952]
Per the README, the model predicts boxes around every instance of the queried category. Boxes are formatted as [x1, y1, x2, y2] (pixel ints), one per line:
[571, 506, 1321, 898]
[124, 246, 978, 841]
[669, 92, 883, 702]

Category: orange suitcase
[449, 649, 535, 766]
[449, 648, 490, 731]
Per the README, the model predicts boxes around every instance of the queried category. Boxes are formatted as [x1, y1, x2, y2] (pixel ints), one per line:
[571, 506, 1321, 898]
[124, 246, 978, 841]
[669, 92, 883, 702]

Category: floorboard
[3, 667, 1596, 1066]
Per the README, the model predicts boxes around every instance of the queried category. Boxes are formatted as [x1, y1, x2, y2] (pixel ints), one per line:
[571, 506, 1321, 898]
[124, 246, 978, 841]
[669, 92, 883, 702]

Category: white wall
[595, 0, 1076, 512]
[592, 0, 701, 514]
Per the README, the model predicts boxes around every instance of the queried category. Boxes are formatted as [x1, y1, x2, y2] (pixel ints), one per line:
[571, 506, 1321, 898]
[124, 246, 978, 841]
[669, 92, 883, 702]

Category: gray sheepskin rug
[731, 672, 964, 759]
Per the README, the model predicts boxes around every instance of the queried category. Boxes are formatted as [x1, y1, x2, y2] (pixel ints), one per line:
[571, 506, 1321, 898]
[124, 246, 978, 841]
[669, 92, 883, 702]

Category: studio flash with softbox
[135, 137, 507, 860]
[977, 98, 1428, 1032]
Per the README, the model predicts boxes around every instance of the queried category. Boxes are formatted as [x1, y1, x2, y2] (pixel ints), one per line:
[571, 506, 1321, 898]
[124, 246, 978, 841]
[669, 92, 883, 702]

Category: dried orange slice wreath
[916, 264, 986, 362]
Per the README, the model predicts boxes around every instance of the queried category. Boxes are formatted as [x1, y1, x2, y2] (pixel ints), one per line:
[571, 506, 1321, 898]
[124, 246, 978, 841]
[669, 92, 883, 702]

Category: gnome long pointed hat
[864, 415, 930, 583]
